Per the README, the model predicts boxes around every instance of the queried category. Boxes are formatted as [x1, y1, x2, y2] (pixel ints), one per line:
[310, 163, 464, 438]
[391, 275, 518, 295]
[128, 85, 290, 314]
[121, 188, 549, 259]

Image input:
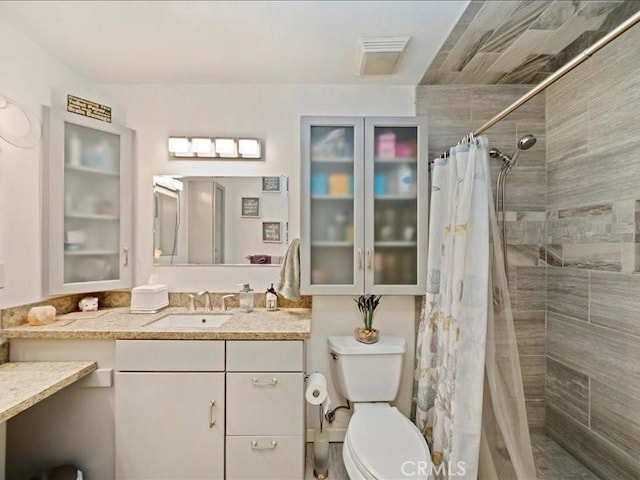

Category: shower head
[510, 134, 537, 167]
[490, 134, 537, 167]
[517, 134, 537, 151]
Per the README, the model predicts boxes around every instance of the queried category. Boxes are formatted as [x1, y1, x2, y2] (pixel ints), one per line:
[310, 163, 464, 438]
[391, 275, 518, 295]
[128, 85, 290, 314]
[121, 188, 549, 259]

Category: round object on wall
[0, 93, 42, 148]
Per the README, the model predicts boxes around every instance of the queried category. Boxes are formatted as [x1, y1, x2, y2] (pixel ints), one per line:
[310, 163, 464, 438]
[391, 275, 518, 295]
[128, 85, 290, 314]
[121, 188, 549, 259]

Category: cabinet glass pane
[63, 122, 121, 284]
[309, 125, 355, 285]
[373, 126, 418, 285]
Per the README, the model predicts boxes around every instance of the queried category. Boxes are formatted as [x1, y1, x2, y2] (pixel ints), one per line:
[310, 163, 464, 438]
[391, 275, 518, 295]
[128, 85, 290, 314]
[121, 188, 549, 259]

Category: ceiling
[421, 0, 640, 85]
[0, 0, 468, 85]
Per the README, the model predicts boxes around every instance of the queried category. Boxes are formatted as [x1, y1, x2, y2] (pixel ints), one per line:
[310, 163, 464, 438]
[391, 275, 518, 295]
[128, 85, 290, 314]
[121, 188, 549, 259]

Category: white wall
[307, 296, 416, 439]
[215, 176, 288, 265]
[0, 17, 111, 308]
[103, 84, 415, 291]
[103, 84, 418, 439]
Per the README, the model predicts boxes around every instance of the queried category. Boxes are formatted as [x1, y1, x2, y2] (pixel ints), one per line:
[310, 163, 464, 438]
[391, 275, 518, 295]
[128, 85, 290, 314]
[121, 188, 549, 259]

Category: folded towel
[276, 238, 300, 300]
[247, 255, 271, 264]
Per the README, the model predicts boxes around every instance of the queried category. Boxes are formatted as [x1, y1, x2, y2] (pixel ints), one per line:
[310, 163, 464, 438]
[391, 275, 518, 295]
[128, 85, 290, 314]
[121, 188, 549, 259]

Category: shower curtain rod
[472, 10, 640, 137]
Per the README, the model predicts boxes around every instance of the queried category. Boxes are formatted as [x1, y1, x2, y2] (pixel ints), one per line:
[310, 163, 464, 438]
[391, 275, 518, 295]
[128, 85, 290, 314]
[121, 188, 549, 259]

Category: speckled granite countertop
[0, 307, 311, 340]
[0, 361, 97, 423]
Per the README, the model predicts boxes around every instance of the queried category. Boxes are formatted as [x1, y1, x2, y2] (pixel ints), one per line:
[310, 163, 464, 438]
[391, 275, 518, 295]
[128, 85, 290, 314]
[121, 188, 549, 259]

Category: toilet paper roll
[306, 372, 331, 415]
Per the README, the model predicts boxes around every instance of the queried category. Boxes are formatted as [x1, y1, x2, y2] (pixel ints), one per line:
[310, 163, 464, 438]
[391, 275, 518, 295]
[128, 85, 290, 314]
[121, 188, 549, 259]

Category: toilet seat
[344, 404, 431, 479]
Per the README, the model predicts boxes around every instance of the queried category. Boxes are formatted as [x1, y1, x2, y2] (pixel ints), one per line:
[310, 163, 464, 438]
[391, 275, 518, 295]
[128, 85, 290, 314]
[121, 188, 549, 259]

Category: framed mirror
[153, 175, 288, 266]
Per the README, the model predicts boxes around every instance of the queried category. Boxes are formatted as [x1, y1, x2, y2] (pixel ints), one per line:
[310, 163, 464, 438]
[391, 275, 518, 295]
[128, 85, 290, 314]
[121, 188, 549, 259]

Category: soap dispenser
[266, 283, 278, 311]
[238, 283, 254, 312]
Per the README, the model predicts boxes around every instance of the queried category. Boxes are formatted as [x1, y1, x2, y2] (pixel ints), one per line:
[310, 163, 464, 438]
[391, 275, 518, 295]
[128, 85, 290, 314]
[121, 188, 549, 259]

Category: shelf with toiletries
[310, 241, 354, 247]
[64, 164, 120, 177]
[301, 116, 427, 295]
[65, 212, 119, 221]
[44, 106, 134, 294]
[63, 250, 119, 256]
[373, 157, 417, 164]
[310, 156, 354, 164]
[374, 194, 418, 200]
[311, 194, 354, 200]
[374, 241, 417, 247]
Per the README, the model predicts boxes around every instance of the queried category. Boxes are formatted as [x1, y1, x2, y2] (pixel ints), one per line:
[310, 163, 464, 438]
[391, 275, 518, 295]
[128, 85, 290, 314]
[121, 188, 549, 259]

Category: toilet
[328, 336, 432, 479]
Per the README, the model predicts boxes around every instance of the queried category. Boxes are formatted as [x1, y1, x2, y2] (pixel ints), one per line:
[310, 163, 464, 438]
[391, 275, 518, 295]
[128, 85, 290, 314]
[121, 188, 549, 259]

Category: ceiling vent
[358, 36, 410, 75]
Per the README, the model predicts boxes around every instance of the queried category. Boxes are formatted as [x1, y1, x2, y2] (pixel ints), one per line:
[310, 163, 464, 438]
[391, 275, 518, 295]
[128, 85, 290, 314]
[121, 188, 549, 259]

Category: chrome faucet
[197, 291, 213, 312]
[188, 294, 196, 312]
[221, 294, 234, 312]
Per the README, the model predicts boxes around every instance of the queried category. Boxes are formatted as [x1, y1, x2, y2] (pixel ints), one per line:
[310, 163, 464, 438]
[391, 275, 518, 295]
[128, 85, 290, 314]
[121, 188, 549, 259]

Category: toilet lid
[347, 406, 431, 479]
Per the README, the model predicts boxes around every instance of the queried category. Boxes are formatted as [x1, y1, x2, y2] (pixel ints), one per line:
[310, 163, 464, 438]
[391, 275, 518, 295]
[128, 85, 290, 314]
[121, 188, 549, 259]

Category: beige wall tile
[591, 378, 640, 460]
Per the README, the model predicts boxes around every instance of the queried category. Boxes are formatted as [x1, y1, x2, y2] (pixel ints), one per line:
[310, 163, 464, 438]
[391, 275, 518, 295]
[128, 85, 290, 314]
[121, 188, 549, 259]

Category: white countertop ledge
[0, 361, 97, 423]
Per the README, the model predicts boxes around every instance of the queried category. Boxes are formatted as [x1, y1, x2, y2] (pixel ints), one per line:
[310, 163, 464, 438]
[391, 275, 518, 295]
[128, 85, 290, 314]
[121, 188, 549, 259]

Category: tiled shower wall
[544, 22, 640, 479]
[416, 85, 547, 432]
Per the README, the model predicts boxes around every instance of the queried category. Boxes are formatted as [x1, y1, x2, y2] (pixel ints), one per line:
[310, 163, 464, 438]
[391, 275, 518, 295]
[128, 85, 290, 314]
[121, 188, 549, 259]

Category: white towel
[276, 238, 300, 300]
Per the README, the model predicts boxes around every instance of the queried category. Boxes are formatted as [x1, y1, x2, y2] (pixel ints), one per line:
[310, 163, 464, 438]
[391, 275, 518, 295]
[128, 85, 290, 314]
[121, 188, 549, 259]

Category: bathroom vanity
[2, 308, 310, 479]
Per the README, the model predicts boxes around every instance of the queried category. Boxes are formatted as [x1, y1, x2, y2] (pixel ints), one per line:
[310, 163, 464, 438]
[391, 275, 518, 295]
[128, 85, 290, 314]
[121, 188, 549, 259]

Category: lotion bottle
[397, 163, 414, 194]
[266, 283, 278, 311]
[238, 283, 254, 312]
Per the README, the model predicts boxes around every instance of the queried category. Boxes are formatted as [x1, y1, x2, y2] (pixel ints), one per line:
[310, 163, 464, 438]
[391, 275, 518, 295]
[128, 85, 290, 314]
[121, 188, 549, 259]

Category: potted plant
[354, 295, 382, 344]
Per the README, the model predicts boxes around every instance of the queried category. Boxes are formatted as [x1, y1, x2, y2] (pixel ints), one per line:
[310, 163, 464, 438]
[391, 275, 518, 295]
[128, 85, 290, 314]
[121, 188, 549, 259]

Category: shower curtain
[414, 137, 536, 480]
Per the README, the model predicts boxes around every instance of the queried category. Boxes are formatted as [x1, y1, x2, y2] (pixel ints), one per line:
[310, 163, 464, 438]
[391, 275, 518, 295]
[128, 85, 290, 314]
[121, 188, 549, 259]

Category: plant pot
[354, 327, 379, 344]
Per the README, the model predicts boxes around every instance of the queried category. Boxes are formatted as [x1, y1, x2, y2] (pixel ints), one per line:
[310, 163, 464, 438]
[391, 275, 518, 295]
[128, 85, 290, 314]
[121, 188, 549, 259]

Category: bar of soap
[27, 305, 57, 326]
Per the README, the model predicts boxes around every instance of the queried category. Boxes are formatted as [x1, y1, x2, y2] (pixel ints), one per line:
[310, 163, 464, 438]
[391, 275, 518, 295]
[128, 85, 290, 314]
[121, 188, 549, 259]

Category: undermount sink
[147, 313, 232, 329]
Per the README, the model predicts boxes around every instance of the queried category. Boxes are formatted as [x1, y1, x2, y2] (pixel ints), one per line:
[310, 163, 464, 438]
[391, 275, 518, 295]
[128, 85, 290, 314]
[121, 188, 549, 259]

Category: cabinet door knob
[366, 248, 372, 270]
[122, 247, 129, 267]
[251, 377, 278, 386]
[209, 399, 216, 428]
[356, 248, 363, 270]
[251, 440, 278, 450]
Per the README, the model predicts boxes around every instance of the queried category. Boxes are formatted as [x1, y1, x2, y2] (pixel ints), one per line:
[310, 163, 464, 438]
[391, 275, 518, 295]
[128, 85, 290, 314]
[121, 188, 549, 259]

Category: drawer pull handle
[209, 400, 216, 428]
[252, 440, 278, 450]
[251, 377, 278, 386]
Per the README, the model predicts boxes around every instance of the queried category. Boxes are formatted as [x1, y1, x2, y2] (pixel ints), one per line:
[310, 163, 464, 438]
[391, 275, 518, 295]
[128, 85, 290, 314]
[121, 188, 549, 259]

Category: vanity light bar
[191, 137, 215, 156]
[238, 138, 261, 158]
[215, 137, 238, 157]
[153, 175, 184, 191]
[167, 137, 192, 156]
[168, 136, 262, 159]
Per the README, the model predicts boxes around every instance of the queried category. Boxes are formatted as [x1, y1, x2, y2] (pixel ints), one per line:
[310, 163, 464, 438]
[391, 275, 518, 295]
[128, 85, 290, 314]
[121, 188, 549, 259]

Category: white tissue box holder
[130, 284, 169, 313]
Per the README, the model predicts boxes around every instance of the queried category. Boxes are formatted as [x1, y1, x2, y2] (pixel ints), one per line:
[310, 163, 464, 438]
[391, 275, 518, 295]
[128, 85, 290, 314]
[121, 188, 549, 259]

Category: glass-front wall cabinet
[301, 116, 427, 295]
[370, 123, 419, 287]
[45, 107, 134, 295]
[302, 118, 364, 294]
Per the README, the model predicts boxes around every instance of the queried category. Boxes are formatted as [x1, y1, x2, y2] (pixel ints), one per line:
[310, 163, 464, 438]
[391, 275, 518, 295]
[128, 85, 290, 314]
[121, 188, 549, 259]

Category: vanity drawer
[226, 372, 304, 435]
[226, 435, 304, 480]
[226, 340, 303, 371]
[116, 340, 225, 371]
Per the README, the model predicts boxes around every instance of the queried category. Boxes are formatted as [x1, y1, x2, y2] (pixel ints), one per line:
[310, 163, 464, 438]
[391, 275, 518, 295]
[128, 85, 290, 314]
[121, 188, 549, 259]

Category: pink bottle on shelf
[376, 132, 396, 160]
[395, 141, 415, 159]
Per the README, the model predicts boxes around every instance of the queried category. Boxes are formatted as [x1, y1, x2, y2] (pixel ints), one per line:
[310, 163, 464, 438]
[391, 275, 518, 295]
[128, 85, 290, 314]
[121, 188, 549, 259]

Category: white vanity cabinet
[300, 116, 428, 295]
[115, 340, 226, 480]
[226, 341, 305, 480]
[43, 107, 135, 295]
[114, 339, 305, 480]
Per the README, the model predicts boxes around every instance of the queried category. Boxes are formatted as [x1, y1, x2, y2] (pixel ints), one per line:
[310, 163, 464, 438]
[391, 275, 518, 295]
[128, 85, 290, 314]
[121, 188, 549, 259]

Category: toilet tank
[327, 336, 406, 402]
